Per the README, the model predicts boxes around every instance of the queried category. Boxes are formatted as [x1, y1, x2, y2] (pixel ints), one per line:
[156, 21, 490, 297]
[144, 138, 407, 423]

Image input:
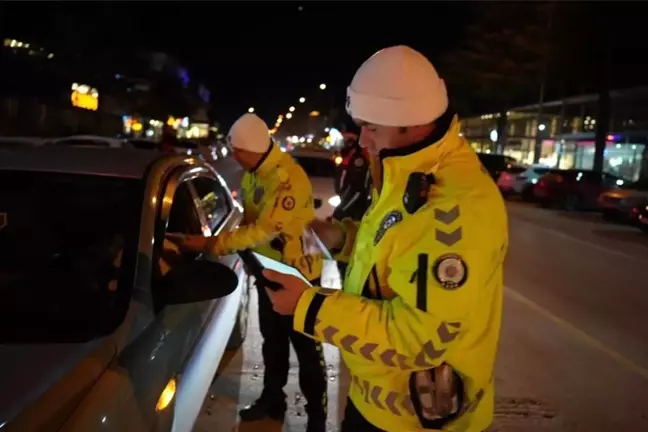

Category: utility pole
[533, 3, 555, 164]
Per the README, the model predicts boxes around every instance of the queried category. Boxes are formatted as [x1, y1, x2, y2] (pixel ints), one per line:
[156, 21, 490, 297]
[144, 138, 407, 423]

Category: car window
[0, 171, 143, 343]
[533, 167, 551, 175]
[191, 177, 231, 233]
[165, 182, 201, 235]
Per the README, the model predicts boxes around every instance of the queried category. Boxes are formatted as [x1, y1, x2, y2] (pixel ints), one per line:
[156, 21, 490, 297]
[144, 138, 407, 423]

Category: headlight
[328, 195, 341, 207]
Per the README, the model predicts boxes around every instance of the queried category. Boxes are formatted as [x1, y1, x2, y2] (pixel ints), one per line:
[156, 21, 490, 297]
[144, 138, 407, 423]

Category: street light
[248, 107, 255, 113]
[286, 113, 293, 119]
[319, 83, 326, 90]
[299, 97, 306, 103]
[289, 106, 295, 112]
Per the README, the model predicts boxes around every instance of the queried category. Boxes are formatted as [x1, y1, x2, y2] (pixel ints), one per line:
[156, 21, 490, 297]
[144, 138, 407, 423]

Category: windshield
[0, 171, 143, 343]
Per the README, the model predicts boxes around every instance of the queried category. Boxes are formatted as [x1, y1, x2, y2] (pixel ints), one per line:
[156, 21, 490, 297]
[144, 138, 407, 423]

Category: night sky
[0, 2, 471, 126]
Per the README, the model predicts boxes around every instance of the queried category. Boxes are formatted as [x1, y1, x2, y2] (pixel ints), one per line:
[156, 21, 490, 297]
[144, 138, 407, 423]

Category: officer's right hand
[310, 219, 344, 251]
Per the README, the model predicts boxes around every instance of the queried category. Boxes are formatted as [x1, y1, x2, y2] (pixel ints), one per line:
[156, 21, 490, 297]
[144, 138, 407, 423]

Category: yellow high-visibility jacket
[205, 143, 322, 281]
[294, 115, 508, 431]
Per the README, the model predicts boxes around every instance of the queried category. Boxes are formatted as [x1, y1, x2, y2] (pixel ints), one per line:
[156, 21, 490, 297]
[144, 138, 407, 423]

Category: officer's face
[356, 121, 409, 155]
[233, 148, 264, 171]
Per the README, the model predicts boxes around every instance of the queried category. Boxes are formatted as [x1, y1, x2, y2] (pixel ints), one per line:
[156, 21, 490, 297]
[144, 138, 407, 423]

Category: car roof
[0, 146, 167, 179]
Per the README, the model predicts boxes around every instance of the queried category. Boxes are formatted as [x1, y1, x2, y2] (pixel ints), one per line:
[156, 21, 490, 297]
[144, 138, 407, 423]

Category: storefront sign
[70, 83, 99, 111]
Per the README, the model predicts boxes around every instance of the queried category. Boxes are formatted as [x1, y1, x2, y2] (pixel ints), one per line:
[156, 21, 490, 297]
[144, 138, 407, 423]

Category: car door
[154, 170, 245, 432]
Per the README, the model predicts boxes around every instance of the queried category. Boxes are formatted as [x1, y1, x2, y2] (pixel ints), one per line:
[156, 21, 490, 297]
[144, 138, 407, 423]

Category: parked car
[47, 135, 133, 149]
[0, 146, 250, 431]
[534, 169, 621, 210]
[496, 164, 554, 200]
[477, 153, 520, 180]
[597, 178, 648, 222]
[636, 202, 648, 233]
[291, 148, 338, 219]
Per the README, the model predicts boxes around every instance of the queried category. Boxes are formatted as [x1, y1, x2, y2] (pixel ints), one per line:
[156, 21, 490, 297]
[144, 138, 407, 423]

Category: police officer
[168, 113, 328, 431]
[333, 133, 372, 222]
[262, 46, 508, 432]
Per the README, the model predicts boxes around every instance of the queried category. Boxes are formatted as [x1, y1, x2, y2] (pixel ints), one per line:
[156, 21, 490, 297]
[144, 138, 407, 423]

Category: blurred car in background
[597, 178, 648, 222]
[291, 148, 338, 219]
[47, 135, 133, 149]
[533, 169, 621, 210]
[0, 147, 249, 431]
[477, 153, 520, 180]
[0, 137, 45, 149]
[496, 164, 554, 200]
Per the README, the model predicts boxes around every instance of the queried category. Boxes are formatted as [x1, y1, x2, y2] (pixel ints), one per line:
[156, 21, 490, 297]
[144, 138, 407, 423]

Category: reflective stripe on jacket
[207, 142, 322, 281]
[294, 115, 508, 431]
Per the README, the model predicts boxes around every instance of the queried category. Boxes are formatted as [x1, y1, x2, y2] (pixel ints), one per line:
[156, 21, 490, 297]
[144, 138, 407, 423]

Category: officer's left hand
[165, 233, 208, 253]
[263, 269, 309, 315]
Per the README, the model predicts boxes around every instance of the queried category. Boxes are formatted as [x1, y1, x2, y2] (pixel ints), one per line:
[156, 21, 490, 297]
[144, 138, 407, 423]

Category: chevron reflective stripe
[350, 374, 416, 417]
[313, 321, 460, 369]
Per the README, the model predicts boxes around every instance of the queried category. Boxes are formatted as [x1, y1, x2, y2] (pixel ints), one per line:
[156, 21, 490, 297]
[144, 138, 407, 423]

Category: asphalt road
[197, 169, 648, 431]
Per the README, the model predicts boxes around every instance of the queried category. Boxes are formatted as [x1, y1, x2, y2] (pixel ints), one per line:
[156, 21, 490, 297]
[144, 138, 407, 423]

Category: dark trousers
[257, 279, 328, 418]
[341, 399, 384, 431]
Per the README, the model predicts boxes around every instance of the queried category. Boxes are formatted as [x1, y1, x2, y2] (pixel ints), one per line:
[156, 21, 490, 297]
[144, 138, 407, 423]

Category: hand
[309, 219, 344, 251]
[263, 269, 309, 315]
[165, 233, 208, 253]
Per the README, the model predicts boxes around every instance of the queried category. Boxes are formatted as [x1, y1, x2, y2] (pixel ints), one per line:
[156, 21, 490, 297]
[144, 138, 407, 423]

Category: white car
[291, 149, 338, 219]
[0, 137, 45, 149]
[48, 135, 134, 149]
[497, 164, 554, 199]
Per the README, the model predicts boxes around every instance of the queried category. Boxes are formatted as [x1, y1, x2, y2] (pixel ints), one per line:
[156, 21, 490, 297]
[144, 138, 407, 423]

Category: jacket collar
[251, 141, 283, 178]
[378, 111, 462, 192]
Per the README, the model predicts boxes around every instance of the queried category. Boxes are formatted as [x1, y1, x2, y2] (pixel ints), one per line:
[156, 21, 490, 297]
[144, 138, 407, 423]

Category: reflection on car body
[0, 147, 249, 432]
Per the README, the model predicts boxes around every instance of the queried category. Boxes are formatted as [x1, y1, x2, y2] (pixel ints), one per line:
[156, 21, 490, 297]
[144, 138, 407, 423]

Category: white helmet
[227, 113, 271, 153]
[346, 45, 448, 127]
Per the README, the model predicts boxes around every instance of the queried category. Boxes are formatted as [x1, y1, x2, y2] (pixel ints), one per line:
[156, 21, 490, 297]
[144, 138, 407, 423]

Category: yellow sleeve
[206, 168, 310, 256]
[294, 238, 485, 370]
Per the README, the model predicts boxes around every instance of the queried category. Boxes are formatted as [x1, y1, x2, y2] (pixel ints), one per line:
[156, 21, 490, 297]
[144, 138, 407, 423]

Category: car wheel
[227, 275, 251, 350]
[602, 209, 618, 222]
[539, 198, 552, 208]
[563, 194, 580, 211]
[521, 186, 535, 202]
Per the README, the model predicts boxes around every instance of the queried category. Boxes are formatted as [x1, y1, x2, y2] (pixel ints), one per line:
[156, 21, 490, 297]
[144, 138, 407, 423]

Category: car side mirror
[314, 198, 323, 209]
[160, 259, 239, 305]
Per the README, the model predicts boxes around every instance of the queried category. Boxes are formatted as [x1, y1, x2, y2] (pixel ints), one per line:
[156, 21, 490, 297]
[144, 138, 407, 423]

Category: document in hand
[252, 251, 313, 287]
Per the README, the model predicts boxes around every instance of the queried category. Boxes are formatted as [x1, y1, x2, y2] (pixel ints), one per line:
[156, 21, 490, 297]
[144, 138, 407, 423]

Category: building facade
[459, 87, 648, 181]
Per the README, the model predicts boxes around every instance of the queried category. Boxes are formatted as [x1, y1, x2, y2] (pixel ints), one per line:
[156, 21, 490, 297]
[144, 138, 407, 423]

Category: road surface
[200, 168, 648, 431]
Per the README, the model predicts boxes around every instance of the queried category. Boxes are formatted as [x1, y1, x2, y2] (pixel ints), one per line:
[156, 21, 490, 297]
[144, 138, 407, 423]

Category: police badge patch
[373, 210, 403, 246]
[354, 157, 365, 167]
[253, 186, 264, 204]
[281, 196, 296, 211]
[432, 253, 468, 290]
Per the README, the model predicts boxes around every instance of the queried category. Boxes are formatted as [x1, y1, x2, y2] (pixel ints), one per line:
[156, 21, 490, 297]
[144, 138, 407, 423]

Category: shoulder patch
[374, 210, 403, 246]
[432, 253, 468, 290]
[354, 157, 365, 167]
